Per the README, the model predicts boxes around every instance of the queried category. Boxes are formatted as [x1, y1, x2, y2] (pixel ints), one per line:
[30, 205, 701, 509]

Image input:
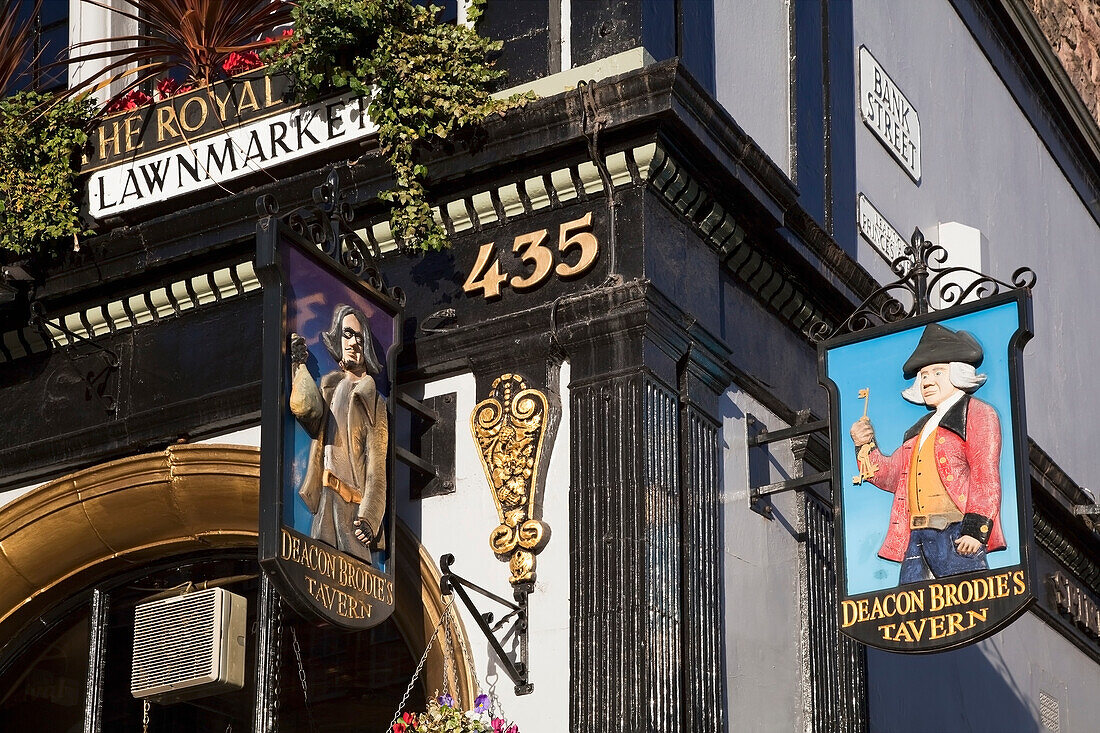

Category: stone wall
[1028, 0, 1100, 126]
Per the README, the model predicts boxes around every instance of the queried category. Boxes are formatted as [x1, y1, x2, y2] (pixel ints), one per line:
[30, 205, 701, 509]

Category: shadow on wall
[867, 642, 1034, 732]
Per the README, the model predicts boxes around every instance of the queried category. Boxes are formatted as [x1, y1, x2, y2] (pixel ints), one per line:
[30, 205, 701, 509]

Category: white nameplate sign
[87, 93, 376, 219]
[857, 193, 907, 264]
[859, 46, 921, 182]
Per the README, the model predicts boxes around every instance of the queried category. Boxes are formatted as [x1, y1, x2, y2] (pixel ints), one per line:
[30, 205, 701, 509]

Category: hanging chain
[453, 608, 474, 687]
[142, 699, 150, 733]
[290, 626, 319, 733]
[441, 605, 456, 699]
[442, 602, 476, 707]
[387, 596, 455, 732]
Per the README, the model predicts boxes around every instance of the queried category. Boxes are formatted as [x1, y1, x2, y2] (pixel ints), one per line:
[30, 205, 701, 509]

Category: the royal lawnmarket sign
[82, 69, 375, 219]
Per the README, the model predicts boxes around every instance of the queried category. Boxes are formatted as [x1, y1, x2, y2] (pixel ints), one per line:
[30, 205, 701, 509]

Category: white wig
[901, 362, 987, 405]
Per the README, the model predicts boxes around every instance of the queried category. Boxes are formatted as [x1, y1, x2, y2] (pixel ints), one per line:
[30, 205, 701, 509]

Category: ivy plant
[0, 91, 95, 256]
[265, 0, 532, 250]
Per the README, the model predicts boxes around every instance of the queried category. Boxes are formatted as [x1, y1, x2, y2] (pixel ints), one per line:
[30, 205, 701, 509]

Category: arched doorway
[0, 445, 473, 731]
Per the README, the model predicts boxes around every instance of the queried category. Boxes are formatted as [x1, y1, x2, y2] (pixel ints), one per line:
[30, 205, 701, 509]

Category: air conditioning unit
[131, 587, 247, 702]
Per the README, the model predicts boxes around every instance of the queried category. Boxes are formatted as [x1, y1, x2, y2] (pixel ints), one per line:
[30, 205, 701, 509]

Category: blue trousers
[899, 523, 987, 585]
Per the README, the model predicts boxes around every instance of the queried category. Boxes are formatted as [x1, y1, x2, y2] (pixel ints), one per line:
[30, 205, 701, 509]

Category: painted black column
[559, 281, 730, 731]
[679, 335, 730, 733]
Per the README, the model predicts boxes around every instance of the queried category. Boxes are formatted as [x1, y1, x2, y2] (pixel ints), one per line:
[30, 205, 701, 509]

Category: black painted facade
[2, 1, 1100, 731]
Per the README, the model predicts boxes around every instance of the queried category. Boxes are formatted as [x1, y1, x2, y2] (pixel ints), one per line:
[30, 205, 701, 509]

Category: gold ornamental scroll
[471, 374, 551, 584]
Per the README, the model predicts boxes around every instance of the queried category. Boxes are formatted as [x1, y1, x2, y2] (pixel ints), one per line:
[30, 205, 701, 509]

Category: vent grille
[1039, 689, 1060, 733]
[131, 587, 246, 701]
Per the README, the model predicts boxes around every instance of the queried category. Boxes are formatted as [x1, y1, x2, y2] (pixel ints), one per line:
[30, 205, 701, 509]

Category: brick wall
[1028, 0, 1100, 126]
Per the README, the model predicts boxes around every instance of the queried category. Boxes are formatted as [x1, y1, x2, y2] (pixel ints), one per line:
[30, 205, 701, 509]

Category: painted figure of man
[289, 304, 388, 565]
[849, 323, 1004, 584]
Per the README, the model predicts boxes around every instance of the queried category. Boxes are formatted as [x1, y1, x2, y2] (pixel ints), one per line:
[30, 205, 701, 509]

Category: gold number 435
[463, 212, 599, 300]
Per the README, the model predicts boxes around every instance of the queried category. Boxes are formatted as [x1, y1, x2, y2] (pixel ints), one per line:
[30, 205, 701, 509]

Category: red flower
[221, 50, 263, 75]
[105, 87, 152, 114]
[392, 711, 418, 732]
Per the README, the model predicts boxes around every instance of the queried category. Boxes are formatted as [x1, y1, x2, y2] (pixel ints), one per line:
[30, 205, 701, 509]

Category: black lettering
[177, 152, 203, 185]
[96, 175, 117, 210]
[326, 101, 346, 139]
[244, 129, 267, 163]
[294, 115, 321, 148]
[206, 138, 238, 174]
[269, 121, 292, 155]
[120, 169, 143, 202]
[139, 158, 169, 193]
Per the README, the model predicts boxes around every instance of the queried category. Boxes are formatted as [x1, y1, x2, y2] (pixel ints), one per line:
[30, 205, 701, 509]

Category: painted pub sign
[820, 290, 1033, 652]
[257, 209, 402, 629]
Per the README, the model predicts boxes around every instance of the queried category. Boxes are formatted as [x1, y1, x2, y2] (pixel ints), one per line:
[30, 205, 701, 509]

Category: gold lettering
[857, 598, 869, 623]
[264, 74, 279, 107]
[947, 612, 966, 636]
[893, 622, 914, 643]
[929, 583, 943, 612]
[1012, 570, 1026, 595]
[212, 88, 233, 121]
[99, 121, 122, 159]
[905, 618, 926, 641]
[929, 614, 946, 640]
[878, 623, 896, 641]
[869, 596, 884, 621]
[124, 115, 143, 152]
[238, 81, 259, 113]
[957, 579, 973, 605]
[968, 607, 988, 625]
[996, 573, 1009, 598]
[157, 105, 180, 142]
[881, 593, 895, 618]
[179, 96, 209, 132]
[944, 582, 958, 608]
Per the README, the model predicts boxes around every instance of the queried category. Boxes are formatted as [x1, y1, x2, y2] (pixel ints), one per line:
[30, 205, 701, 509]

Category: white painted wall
[69, 0, 136, 104]
[713, 0, 792, 176]
[399, 366, 571, 731]
[720, 386, 806, 733]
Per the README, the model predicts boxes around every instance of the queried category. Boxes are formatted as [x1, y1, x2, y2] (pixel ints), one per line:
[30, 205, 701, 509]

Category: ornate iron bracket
[810, 227, 1036, 342]
[255, 166, 405, 305]
[747, 411, 830, 518]
[438, 554, 533, 696]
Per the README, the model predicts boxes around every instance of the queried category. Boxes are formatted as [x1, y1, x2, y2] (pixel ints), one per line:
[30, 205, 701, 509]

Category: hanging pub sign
[256, 196, 402, 629]
[820, 290, 1033, 652]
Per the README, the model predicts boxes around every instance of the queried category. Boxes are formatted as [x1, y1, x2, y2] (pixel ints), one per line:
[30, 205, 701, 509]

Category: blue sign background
[281, 244, 396, 570]
[825, 301, 1023, 596]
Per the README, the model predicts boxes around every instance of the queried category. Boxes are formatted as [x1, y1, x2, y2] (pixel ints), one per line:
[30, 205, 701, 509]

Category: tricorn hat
[902, 323, 984, 378]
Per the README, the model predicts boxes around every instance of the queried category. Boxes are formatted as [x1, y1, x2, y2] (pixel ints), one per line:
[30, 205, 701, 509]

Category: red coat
[864, 395, 1004, 562]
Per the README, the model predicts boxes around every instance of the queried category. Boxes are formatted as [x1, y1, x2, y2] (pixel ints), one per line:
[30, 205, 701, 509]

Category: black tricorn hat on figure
[902, 323, 984, 378]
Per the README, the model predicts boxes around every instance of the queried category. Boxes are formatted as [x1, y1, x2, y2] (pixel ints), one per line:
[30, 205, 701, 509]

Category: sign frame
[819, 289, 1034, 652]
[256, 215, 403, 630]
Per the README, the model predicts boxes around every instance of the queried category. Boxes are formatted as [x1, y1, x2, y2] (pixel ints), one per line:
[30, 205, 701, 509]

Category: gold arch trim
[0, 445, 475, 706]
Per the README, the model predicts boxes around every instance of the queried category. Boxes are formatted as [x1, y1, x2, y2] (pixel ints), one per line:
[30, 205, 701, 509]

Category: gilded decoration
[471, 374, 550, 584]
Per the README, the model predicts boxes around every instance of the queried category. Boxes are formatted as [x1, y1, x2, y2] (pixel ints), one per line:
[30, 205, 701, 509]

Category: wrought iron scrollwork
[810, 228, 1036, 342]
[255, 167, 405, 303]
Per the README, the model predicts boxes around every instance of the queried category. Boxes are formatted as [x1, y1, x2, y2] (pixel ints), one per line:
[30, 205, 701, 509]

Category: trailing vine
[265, 0, 532, 250]
[0, 91, 95, 256]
